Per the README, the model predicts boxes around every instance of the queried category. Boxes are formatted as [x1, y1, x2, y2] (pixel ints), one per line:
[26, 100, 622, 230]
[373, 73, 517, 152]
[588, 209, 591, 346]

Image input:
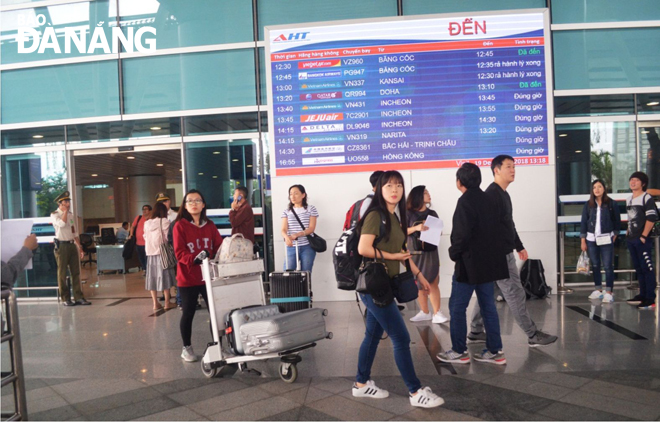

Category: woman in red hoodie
[173, 189, 222, 363]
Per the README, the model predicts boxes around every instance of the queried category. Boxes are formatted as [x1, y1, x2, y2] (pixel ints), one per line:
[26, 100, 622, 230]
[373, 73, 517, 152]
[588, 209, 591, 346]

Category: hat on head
[155, 192, 170, 202]
[55, 191, 71, 203]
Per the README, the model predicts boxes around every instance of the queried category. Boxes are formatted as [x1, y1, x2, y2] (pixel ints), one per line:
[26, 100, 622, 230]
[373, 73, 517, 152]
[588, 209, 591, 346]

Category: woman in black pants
[173, 189, 222, 362]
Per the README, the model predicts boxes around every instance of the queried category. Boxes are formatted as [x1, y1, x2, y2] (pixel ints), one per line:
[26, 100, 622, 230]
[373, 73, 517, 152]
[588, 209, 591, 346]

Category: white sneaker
[410, 311, 433, 322]
[588, 290, 603, 300]
[410, 386, 444, 408]
[496, 295, 505, 302]
[602, 292, 614, 303]
[352, 380, 389, 399]
[181, 346, 197, 362]
[432, 310, 450, 324]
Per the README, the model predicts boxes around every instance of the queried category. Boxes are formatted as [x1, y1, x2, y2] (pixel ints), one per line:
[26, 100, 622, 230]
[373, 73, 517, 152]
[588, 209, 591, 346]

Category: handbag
[356, 248, 393, 308]
[291, 209, 327, 253]
[158, 219, 177, 270]
[391, 260, 419, 303]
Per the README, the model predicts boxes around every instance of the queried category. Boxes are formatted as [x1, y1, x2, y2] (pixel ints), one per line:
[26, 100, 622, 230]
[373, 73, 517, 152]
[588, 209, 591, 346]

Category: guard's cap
[155, 192, 170, 202]
[55, 191, 71, 203]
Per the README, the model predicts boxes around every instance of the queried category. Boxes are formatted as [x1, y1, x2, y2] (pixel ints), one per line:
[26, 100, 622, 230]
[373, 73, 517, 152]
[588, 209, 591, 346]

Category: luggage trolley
[200, 258, 328, 383]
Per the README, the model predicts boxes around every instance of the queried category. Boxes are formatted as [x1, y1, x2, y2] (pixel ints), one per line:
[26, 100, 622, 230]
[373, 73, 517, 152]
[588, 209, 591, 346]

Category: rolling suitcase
[269, 243, 312, 312]
[240, 308, 330, 355]
[225, 304, 280, 355]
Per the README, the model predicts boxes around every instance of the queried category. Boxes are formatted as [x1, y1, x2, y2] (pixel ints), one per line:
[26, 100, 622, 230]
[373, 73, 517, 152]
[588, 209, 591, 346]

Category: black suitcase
[269, 270, 312, 312]
[270, 243, 312, 312]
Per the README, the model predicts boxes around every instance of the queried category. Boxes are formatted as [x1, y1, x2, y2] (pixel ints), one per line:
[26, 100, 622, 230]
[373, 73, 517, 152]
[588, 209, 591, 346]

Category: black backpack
[334, 209, 385, 291]
[520, 259, 551, 299]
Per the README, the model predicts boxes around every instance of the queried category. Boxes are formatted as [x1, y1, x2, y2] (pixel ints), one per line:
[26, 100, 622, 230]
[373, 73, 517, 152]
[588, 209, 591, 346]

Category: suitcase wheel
[279, 362, 298, 383]
[201, 360, 219, 378]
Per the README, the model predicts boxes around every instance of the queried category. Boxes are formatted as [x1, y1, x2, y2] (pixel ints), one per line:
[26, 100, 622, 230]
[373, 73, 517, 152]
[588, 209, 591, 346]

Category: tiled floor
[2, 268, 660, 421]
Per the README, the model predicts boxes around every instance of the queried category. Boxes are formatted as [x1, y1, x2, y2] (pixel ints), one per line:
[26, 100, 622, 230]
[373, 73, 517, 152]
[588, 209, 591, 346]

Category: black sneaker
[637, 300, 656, 310]
[626, 295, 644, 305]
[62, 300, 75, 307]
[467, 331, 487, 343]
[75, 298, 91, 306]
[528, 331, 558, 347]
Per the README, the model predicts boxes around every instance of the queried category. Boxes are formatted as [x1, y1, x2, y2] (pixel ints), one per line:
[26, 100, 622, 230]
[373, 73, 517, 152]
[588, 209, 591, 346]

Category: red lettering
[448, 22, 461, 36]
[475, 20, 487, 34]
[462, 19, 474, 35]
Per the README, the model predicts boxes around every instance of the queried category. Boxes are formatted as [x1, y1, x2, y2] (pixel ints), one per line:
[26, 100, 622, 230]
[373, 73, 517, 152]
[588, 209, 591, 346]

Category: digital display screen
[266, 11, 552, 176]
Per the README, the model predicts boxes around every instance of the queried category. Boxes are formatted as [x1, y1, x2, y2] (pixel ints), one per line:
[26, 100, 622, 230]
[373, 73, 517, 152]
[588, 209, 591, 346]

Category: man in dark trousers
[437, 163, 509, 365]
[51, 191, 91, 306]
[229, 186, 255, 243]
[468, 155, 557, 347]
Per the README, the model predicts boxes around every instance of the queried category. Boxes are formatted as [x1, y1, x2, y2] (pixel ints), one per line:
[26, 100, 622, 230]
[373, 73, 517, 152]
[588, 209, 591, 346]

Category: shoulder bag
[391, 258, 419, 303]
[356, 248, 393, 307]
[158, 219, 177, 269]
[292, 209, 327, 253]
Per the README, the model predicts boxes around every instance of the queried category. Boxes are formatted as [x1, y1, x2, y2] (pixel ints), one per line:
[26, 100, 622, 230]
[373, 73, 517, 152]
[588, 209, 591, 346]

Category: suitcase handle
[285, 241, 300, 271]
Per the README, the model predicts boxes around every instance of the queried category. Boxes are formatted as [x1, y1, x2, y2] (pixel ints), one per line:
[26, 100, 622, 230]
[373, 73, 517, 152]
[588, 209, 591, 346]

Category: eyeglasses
[186, 199, 203, 204]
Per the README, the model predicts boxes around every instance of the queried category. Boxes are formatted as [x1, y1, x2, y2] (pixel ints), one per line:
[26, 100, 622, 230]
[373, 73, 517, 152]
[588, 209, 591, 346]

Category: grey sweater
[1, 247, 34, 290]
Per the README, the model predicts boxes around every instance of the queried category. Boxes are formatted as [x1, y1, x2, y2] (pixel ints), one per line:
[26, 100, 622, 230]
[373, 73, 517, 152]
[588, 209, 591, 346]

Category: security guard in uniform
[51, 191, 91, 306]
[156, 192, 177, 222]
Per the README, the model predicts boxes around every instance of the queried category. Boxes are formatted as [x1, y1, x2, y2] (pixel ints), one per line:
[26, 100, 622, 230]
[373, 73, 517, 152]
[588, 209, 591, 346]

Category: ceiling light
[247, 164, 253, 167]
[232, 159, 239, 162]
[575, 150, 582, 153]
[32, 134, 44, 139]
[150, 126, 161, 130]
[156, 163, 164, 166]
[212, 175, 218, 179]
[127, 156, 135, 160]
[559, 134, 568, 137]
[91, 174, 98, 177]
[179, 168, 182, 172]
[647, 101, 659, 106]
[118, 177, 124, 180]
[213, 151, 220, 155]
[641, 130, 650, 134]
[198, 172, 204, 175]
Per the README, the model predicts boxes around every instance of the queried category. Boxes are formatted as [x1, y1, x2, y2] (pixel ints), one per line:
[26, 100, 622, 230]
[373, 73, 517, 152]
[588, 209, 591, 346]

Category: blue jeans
[356, 293, 422, 394]
[284, 243, 316, 272]
[627, 238, 656, 301]
[450, 276, 502, 354]
[136, 245, 147, 271]
[586, 241, 614, 291]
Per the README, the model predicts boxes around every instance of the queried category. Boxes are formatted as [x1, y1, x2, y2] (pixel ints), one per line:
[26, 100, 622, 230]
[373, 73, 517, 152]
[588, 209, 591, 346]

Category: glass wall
[553, 28, 660, 90]
[552, 0, 660, 23]
[184, 139, 259, 209]
[639, 124, 660, 190]
[2, 150, 67, 219]
[122, 50, 257, 114]
[556, 122, 636, 196]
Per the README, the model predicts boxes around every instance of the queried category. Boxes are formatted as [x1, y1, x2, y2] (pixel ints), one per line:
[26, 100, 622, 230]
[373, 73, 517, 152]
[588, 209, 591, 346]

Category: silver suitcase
[226, 304, 280, 355]
[240, 308, 330, 355]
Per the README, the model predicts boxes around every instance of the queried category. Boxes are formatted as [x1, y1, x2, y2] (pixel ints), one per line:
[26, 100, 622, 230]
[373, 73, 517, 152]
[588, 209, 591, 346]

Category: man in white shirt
[51, 191, 91, 306]
[156, 192, 177, 222]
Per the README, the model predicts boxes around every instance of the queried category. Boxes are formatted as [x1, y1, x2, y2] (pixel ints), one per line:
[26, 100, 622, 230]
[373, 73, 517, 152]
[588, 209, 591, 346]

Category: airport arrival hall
[1, 0, 659, 421]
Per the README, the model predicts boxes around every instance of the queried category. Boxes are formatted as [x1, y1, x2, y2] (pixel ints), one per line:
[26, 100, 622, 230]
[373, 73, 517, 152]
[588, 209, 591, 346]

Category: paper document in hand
[419, 215, 443, 247]
[1, 220, 34, 270]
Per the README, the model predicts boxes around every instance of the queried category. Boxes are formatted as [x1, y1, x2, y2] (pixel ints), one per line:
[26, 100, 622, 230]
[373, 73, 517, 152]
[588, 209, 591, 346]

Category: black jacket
[449, 187, 509, 285]
[485, 182, 524, 253]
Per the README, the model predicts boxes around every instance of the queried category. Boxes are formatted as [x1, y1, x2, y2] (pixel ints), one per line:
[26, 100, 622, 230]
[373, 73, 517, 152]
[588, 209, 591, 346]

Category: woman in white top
[281, 184, 319, 272]
[144, 202, 177, 310]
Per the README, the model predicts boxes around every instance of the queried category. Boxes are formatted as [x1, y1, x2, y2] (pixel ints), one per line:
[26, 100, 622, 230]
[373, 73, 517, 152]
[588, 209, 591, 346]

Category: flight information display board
[266, 11, 552, 176]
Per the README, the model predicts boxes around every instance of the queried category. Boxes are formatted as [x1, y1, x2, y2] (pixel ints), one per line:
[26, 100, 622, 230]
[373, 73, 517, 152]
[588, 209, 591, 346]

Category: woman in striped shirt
[281, 184, 319, 272]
